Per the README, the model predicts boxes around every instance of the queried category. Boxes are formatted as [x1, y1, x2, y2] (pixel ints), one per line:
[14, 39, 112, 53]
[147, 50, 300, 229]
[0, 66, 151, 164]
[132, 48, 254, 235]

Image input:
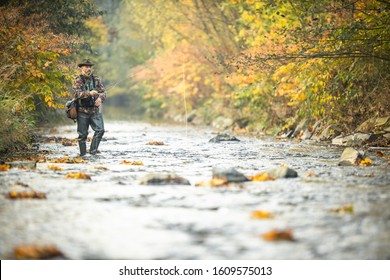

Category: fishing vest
[79, 75, 97, 107]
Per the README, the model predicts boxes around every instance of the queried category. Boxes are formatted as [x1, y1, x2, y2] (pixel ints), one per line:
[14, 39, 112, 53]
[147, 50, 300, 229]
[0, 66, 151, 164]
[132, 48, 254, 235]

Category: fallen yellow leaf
[375, 151, 384, 157]
[248, 173, 275, 181]
[329, 204, 354, 214]
[65, 172, 91, 180]
[13, 244, 63, 259]
[48, 164, 63, 171]
[146, 141, 165, 145]
[360, 158, 372, 166]
[6, 190, 47, 199]
[61, 139, 77, 146]
[251, 210, 274, 219]
[261, 229, 294, 241]
[95, 166, 109, 170]
[304, 172, 319, 177]
[0, 164, 10, 171]
[195, 178, 229, 187]
[121, 160, 144, 165]
[51, 157, 87, 164]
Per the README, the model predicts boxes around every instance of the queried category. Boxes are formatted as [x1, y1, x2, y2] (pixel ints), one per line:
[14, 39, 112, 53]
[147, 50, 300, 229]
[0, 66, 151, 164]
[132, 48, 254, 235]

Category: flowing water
[0, 121, 389, 259]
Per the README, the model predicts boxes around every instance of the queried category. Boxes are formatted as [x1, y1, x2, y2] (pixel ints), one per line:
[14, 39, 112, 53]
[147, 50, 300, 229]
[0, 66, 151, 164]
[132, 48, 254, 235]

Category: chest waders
[77, 75, 105, 156]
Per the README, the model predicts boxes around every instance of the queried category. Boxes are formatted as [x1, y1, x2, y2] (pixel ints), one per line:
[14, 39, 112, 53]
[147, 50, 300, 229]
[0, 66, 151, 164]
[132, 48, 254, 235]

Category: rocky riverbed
[0, 121, 389, 259]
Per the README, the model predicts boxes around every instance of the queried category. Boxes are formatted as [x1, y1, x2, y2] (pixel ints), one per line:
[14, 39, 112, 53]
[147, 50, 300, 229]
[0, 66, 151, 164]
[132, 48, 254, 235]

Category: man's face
[81, 65, 93, 76]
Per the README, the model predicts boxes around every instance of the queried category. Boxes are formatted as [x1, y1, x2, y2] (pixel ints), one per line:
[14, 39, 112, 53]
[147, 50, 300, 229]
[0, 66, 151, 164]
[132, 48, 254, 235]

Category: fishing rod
[105, 70, 141, 91]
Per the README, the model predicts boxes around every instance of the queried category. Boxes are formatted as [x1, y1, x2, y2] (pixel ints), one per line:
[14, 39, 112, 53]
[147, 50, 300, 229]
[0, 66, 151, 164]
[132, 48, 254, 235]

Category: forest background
[0, 0, 389, 154]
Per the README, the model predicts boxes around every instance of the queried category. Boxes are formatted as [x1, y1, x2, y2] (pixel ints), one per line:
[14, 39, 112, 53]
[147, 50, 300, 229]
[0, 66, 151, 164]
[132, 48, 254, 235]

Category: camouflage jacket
[72, 74, 107, 114]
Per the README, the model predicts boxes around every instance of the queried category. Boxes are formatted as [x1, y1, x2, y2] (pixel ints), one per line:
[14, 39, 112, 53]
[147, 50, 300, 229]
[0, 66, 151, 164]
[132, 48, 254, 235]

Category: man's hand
[90, 90, 98, 96]
[94, 97, 102, 107]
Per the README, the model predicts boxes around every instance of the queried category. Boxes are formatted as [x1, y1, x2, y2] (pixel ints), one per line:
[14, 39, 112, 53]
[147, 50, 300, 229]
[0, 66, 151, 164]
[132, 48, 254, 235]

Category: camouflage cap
[78, 59, 94, 67]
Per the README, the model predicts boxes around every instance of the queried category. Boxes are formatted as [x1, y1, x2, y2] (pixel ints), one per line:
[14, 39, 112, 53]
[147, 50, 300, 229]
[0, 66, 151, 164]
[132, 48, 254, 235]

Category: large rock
[356, 116, 390, 133]
[318, 124, 342, 141]
[332, 133, 373, 146]
[264, 166, 298, 178]
[310, 120, 325, 141]
[338, 147, 365, 166]
[292, 119, 310, 138]
[375, 117, 390, 129]
[356, 117, 376, 133]
[209, 133, 240, 143]
[300, 129, 313, 140]
[139, 173, 191, 185]
[212, 167, 249, 183]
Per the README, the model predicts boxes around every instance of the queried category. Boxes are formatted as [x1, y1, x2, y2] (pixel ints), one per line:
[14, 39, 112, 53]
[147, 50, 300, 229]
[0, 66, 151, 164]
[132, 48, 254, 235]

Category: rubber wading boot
[89, 138, 101, 155]
[79, 141, 87, 156]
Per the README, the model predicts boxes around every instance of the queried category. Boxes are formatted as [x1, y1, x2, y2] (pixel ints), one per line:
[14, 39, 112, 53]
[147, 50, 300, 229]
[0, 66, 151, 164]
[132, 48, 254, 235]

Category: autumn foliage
[0, 1, 100, 154]
[105, 0, 389, 132]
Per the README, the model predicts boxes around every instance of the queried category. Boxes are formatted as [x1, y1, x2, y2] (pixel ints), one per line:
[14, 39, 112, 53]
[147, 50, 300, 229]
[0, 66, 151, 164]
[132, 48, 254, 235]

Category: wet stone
[209, 133, 240, 143]
[338, 147, 365, 166]
[212, 167, 249, 182]
[139, 173, 191, 185]
[264, 166, 298, 178]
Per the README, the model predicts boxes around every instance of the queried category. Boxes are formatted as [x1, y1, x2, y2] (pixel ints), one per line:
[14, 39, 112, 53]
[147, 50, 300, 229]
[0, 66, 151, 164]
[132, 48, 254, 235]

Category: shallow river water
[1, 121, 389, 259]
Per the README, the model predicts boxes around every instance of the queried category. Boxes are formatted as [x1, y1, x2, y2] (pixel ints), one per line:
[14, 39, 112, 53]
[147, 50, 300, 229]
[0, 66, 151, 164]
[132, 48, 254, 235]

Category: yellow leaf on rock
[65, 172, 91, 180]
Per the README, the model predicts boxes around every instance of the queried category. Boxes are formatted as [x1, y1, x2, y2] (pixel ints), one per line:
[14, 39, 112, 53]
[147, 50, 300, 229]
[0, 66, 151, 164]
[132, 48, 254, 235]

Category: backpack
[65, 99, 78, 121]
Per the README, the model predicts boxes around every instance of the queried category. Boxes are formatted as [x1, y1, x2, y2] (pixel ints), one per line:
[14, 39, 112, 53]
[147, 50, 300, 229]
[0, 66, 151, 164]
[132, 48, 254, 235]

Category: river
[0, 121, 389, 259]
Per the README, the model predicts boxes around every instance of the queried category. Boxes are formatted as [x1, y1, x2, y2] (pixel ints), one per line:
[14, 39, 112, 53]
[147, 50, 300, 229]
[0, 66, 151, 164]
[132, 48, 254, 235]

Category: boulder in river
[209, 133, 240, 143]
[212, 167, 249, 183]
[264, 166, 298, 178]
[338, 147, 365, 166]
[139, 173, 191, 185]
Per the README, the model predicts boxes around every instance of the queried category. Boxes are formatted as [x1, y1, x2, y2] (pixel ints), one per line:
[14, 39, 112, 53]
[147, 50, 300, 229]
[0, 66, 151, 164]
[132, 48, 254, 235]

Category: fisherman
[72, 58, 106, 156]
